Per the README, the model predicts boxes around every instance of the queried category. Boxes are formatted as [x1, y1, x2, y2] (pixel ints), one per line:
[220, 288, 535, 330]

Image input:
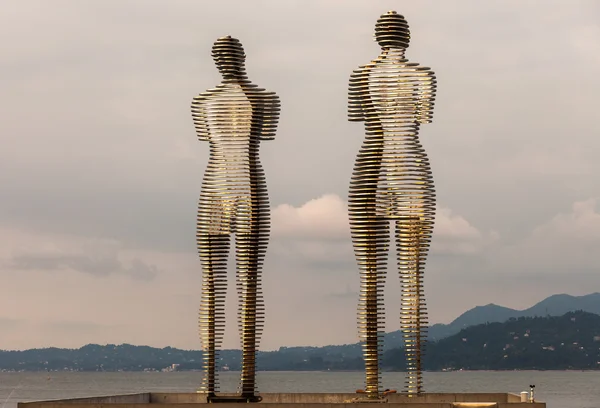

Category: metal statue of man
[191, 36, 280, 400]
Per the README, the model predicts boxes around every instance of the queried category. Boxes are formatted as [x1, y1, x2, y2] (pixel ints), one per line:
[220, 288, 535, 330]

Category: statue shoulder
[244, 85, 280, 105]
[264, 90, 280, 103]
[411, 63, 436, 78]
[350, 63, 372, 78]
[349, 64, 373, 91]
[192, 87, 223, 105]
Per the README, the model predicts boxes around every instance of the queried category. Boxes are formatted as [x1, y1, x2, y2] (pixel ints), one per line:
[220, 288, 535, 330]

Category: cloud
[501, 198, 600, 271]
[1, 228, 160, 282]
[272, 194, 493, 257]
[433, 208, 499, 255]
[9, 252, 158, 282]
[272, 194, 349, 240]
[452, 198, 600, 309]
[531, 198, 600, 242]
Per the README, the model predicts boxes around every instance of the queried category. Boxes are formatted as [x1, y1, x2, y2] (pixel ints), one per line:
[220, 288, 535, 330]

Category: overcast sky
[1, 0, 599, 351]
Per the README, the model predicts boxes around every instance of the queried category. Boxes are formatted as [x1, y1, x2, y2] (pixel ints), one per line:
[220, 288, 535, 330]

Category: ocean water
[0, 371, 598, 408]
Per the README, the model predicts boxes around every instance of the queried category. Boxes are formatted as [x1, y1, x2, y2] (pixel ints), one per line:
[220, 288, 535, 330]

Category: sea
[0, 371, 598, 408]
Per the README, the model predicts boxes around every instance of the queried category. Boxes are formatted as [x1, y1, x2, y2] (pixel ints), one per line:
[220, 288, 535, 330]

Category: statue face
[374, 11, 411, 49]
[212, 36, 246, 77]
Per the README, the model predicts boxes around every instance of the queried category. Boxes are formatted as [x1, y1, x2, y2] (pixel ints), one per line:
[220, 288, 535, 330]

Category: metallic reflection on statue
[191, 36, 280, 399]
[348, 11, 437, 398]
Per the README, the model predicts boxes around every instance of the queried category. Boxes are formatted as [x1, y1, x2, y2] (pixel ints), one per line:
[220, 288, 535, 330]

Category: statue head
[374, 11, 410, 50]
[212, 36, 246, 78]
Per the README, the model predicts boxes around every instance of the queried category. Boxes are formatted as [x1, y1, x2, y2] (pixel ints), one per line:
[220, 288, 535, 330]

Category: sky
[1, 0, 599, 351]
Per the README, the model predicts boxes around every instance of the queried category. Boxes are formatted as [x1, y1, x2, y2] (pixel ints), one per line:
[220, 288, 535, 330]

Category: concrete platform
[18, 392, 546, 408]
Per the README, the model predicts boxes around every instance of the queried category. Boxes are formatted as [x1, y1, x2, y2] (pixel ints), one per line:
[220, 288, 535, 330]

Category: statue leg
[235, 198, 268, 397]
[351, 217, 389, 398]
[198, 232, 230, 395]
[396, 217, 431, 396]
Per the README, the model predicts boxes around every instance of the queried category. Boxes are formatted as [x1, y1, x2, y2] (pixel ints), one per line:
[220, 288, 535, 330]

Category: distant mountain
[526, 293, 600, 316]
[3, 311, 600, 372]
[384, 292, 600, 347]
[1, 293, 598, 372]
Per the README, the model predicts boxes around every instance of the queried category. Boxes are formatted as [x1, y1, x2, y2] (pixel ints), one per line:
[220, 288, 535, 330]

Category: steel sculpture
[191, 36, 280, 401]
[348, 11, 437, 398]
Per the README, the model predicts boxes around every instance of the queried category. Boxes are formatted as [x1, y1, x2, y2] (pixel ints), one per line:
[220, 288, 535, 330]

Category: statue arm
[191, 94, 209, 141]
[348, 68, 367, 122]
[416, 68, 437, 124]
[258, 93, 281, 141]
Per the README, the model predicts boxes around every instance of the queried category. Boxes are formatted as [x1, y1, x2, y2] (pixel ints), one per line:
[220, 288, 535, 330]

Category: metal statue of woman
[191, 36, 280, 401]
[348, 11, 437, 398]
